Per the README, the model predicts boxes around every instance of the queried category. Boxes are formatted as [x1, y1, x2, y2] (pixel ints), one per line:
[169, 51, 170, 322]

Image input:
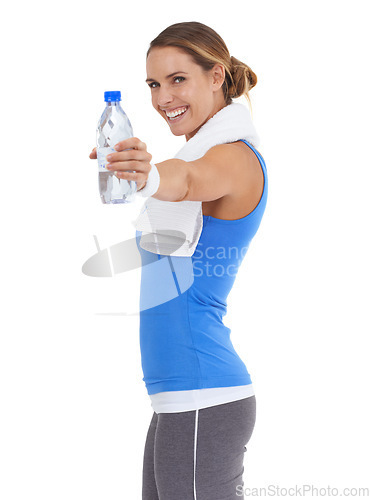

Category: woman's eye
[148, 76, 185, 89]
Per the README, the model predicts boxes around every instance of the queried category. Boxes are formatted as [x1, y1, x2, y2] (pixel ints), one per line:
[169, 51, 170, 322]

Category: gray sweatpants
[142, 395, 256, 499]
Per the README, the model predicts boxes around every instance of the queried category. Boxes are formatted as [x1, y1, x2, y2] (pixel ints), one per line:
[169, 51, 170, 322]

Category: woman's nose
[156, 86, 174, 107]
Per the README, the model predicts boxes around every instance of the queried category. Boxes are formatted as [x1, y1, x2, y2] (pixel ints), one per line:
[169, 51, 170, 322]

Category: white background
[1, 0, 369, 498]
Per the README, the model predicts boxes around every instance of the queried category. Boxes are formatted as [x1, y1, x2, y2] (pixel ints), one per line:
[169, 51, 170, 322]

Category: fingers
[106, 148, 152, 164]
[113, 170, 148, 183]
[89, 138, 148, 159]
[114, 137, 147, 152]
[89, 139, 152, 178]
[106, 160, 151, 173]
[88, 137, 151, 186]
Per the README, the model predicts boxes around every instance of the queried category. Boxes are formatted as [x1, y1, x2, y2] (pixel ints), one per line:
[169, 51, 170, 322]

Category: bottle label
[97, 146, 115, 173]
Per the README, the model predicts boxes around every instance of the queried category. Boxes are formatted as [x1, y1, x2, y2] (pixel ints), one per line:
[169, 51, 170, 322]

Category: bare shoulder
[201, 141, 264, 219]
[204, 141, 263, 193]
[205, 140, 259, 166]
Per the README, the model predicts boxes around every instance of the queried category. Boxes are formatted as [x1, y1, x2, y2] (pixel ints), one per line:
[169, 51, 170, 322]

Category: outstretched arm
[90, 137, 252, 203]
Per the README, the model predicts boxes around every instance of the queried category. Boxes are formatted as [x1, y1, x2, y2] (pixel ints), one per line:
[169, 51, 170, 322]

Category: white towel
[132, 101, 260, 256]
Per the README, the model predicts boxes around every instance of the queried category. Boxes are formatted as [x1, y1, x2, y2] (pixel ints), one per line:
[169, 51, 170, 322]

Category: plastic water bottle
[97, 91, 137, 204]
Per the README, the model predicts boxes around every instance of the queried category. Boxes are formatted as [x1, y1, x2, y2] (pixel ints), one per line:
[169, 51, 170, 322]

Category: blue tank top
[135, 140, 268, 396]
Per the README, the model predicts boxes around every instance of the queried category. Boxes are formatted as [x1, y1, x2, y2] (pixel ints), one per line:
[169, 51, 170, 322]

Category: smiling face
[146, 46, 226, 141]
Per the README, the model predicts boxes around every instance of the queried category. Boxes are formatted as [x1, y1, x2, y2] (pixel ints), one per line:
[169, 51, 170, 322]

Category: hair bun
[230, 55, 257, 91]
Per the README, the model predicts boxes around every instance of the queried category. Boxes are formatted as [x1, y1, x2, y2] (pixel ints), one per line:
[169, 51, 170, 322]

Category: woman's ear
[211, 63, 225, 91]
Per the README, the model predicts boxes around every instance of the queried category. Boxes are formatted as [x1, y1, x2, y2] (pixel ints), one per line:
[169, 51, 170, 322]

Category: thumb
[89, 147, 97, 159]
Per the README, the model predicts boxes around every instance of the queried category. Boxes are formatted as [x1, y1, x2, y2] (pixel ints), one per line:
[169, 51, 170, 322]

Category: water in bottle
[97, 91, 137, 204]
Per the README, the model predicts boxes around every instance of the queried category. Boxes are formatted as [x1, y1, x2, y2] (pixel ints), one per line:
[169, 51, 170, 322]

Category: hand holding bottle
[106, 137, 152, 192]
[90, 137, 152, 191]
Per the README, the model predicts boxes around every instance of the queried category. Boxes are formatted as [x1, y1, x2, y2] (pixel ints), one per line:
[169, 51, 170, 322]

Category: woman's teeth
[166, 106, 188, 120]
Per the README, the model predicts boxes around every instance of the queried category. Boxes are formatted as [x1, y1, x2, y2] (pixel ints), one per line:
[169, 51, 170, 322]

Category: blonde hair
[147, 22, 257, 114]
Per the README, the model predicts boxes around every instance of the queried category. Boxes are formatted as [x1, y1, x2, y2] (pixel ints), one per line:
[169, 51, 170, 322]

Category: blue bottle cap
[104, 91, 121, 102]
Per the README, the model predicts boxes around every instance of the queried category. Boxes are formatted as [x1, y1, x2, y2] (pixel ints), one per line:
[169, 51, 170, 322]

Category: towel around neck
[132, 102, 260, 257]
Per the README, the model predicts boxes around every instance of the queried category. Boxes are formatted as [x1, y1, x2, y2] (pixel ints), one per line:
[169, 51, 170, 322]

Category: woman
[90, 21, 267, 500]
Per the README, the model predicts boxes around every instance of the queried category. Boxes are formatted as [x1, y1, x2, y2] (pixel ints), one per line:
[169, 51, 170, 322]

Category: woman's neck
[185, 100, 228, 142]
